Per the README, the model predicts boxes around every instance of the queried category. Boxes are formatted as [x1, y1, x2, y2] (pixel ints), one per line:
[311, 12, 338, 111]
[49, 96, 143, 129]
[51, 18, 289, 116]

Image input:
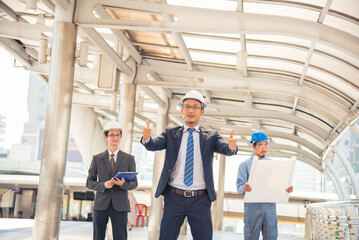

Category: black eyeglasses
[108, 134, 121, 138]
[183, 105, 202, 110]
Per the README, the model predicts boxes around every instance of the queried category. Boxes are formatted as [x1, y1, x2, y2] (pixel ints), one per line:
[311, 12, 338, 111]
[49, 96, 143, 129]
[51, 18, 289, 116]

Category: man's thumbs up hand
[228, 129, 237, 151]
[143, 120, 152, 141]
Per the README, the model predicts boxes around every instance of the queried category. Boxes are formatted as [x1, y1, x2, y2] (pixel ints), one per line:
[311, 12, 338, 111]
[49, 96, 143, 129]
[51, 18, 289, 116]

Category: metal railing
[307, 200, 359, 239]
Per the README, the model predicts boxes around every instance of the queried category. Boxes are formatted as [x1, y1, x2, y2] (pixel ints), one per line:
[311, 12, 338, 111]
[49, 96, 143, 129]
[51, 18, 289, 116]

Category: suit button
[169, 170, 171, 173]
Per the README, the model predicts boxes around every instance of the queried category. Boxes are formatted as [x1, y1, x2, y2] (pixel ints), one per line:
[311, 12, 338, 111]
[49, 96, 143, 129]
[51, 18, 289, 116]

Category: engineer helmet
[102, 121, 123, 136]
[250, 130, 269, 144]
[180, 90, 207, 109]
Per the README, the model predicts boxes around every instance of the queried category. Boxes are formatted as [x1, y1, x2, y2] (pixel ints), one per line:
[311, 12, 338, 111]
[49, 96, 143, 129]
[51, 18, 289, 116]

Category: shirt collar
[108, 148, 119, 157]
[183, 124, 200, 132]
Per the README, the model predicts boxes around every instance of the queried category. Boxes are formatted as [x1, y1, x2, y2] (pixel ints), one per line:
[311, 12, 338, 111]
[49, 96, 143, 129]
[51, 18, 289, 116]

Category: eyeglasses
[256, 144, 269, 149]
[183, 105, 202, 110]
[108, 134, 121, 138]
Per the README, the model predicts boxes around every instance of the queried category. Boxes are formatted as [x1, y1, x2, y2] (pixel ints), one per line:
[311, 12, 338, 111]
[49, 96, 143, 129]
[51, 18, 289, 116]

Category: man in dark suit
[87, 121, 138, 240]
[141, 90, 238, 240]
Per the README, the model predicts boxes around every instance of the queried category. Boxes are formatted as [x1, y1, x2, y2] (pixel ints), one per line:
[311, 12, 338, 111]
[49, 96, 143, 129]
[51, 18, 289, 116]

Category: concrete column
[333, 145, 359, 198]
[70, 106, 106, 167]
[324, 159, 350, 199]
[118, 82, 136, 153]
[148, 89, 168, 240]
[213, 154, 226, 231]
[32, 1, 77, 239]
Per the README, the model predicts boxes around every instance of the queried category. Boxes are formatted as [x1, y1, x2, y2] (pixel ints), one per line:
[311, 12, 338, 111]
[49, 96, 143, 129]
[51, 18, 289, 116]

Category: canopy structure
[0, 0, 358, 173]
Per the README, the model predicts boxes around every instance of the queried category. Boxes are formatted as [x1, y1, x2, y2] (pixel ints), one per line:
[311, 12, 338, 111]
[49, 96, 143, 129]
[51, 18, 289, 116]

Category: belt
[169, 186, 207, 198]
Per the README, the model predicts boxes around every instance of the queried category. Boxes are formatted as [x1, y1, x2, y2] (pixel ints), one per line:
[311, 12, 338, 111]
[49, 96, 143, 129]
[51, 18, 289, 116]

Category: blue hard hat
[250, 130, 269, 144]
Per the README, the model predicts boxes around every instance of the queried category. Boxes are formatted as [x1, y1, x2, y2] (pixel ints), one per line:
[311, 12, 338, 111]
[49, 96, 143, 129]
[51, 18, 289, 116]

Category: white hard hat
[102, 121, 123, 136]
[180, 90, 207, 109]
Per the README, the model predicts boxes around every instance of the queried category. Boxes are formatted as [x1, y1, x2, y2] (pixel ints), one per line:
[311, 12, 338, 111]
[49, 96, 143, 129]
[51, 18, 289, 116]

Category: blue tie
[184, 128, 194, 187]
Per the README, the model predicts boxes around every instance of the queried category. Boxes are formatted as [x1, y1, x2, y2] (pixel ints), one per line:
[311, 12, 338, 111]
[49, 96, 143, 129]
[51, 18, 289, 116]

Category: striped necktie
[184, 128, 194, 187]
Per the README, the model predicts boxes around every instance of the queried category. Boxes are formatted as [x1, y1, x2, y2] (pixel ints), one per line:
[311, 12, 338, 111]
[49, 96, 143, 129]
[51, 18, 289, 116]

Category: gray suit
[86, 149, 138, 240]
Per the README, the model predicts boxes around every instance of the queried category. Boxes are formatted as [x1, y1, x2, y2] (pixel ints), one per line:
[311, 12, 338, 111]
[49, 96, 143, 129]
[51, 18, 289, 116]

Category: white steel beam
[75, 0, 359, 59]
[0, 20, 52, 41]
[26, 62, 98, 83]
[0, 37, 32, 68]
[0, 1, 27, 22]
[317, 0, 333, 24]
[140, 86, 166, 108]
[81, 27, 132, 76]
[93, 5, 142, 64]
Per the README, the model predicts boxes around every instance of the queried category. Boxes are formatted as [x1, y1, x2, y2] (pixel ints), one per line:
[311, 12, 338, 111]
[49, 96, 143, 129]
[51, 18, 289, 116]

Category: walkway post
[32, 1, 77, 239]
[213, 154, 226, 230]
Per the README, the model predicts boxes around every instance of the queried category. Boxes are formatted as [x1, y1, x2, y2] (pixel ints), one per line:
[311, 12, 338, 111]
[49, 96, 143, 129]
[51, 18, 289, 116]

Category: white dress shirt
[168, 124, 206, 190]
[108, 148, 119, 164]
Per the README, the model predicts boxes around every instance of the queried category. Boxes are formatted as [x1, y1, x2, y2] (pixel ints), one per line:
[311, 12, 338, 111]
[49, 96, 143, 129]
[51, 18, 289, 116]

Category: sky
[0, 47, 29, 149]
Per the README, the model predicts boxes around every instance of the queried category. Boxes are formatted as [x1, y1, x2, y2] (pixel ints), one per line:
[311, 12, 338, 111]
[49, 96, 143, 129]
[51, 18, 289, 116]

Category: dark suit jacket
[86, 149, 138, 212]
[141, 126, 237, 202]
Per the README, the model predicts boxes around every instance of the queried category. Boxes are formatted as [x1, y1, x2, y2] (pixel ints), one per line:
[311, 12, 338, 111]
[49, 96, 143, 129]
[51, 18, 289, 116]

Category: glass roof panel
[183, 35, 241, 53]
[190, 51, 236, 66]
[106, 8, 165, 22]
[243, 2, 319, 21]
[247, 58, 303, 75]
[323, 15, 359, 38]
[310, 53, 359, 88]
[315, 42, 359, 67]
[167, 0, 235, 10]
[247, 42, 308, 63]
[307, 68, 359, 100]
[331, 0, 359, 20]
[245, 34, 312, 48]
[124, 30, 178, 47]
[141, 46, 183, 59]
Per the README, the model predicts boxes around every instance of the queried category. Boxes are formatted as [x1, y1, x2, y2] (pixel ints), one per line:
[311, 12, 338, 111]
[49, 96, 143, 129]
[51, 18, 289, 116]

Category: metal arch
[166, 100, 330, 140]
[207, 120, 323, 154]
[74, 0, 359, 60]
[324, 168, 344, 200]
[179, 32, 359, 72]
[135, 64, 349, 120]
[136, 47, 359, 100]
[324, 158, 351, 200]
[139, 58, 356, 108]
[243, 0, 359, 24]
[333, 145, 359, 198]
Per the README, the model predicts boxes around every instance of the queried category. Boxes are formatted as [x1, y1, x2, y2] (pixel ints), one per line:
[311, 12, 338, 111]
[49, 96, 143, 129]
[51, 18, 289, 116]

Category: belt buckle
[184, 191, 194, 197]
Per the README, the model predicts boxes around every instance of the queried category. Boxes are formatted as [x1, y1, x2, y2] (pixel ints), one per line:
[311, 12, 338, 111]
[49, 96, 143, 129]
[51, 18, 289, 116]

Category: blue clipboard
[113, 172, 138, 182]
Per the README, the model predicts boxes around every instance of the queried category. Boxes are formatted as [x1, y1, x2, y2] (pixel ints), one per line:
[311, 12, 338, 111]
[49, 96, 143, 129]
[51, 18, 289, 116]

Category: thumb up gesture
[228, 129, 237, 151]
[143, 120, 152, 141]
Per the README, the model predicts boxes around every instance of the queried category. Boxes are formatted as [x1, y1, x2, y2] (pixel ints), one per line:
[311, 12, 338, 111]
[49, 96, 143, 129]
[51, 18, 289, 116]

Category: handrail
[306, 200, 359, 240]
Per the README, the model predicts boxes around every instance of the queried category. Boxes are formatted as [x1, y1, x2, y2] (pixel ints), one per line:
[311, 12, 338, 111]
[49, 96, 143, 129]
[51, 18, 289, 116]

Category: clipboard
[113, 172, 138, 182]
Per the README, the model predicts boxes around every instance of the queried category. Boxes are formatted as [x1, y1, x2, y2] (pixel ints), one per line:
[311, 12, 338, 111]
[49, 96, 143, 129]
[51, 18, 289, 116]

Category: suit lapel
[114, 150, 124, 173]
[176, 126, 184, 153]
[199, 127, 206, 156]
[103, 150, 112, 176]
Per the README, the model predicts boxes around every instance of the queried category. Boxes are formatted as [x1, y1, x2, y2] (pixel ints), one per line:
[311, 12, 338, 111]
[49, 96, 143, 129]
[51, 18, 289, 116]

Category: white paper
[244, 156, 296, 203]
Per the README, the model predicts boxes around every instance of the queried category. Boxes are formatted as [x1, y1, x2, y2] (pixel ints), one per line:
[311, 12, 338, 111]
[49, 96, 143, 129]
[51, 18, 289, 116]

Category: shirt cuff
[141, 138, 150, 144]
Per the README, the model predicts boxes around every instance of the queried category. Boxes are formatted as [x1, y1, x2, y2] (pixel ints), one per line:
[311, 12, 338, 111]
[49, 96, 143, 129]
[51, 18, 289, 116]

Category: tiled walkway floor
[0, 218, 307, 240]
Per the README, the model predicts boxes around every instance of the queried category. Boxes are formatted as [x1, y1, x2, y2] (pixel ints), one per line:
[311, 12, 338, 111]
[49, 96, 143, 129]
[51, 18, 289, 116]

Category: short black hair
[103, 130, 122, 137]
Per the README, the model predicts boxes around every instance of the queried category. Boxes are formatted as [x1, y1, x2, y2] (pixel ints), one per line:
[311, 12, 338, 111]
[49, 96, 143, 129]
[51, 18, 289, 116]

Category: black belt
[169, 186, 207, 198]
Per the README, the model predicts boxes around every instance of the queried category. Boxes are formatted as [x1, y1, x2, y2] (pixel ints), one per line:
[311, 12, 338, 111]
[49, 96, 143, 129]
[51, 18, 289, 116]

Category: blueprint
[244, 156, 296, 203]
